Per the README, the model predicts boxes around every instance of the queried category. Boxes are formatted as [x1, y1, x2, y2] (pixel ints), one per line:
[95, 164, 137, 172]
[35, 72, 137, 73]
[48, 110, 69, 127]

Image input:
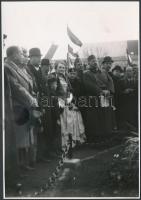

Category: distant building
[78, 40, 138, 68]
[127, 40, 138, 55]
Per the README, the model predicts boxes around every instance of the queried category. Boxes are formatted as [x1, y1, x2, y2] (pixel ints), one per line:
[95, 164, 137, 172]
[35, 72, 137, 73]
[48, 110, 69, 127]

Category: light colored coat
[4, 59, 37, 148]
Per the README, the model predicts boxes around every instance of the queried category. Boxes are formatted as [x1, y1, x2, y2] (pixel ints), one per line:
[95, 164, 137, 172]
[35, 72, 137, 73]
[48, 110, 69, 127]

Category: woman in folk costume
[83, 55, 115, 143]
[4, 46, 38, 171]
[55, 62, 86, 149]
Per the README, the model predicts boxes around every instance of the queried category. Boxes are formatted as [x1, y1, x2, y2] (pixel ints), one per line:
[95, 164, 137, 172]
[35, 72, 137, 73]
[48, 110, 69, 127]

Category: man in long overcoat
[83, 55, 115, 143]
[4, 46, 38, 179]
[27, 49, 54, 161]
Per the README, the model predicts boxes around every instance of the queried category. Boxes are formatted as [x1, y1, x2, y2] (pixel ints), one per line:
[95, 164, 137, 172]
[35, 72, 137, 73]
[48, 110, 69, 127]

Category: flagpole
[126, 48, 128, 67]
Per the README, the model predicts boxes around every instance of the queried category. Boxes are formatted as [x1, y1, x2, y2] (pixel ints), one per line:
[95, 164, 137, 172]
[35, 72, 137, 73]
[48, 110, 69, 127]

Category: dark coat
[118, 76, 138, 128]
[83, 70, 103, 96]
[27, 64, 43, 96]
[82, 69, 115, 142]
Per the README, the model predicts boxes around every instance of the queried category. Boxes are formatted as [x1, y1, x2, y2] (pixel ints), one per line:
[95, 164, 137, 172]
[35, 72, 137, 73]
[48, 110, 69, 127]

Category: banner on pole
[68, 44, 78, 57]
[126, 48, 133, 66]
[44, 44, 58, 60]
[67, 26, 83, 47]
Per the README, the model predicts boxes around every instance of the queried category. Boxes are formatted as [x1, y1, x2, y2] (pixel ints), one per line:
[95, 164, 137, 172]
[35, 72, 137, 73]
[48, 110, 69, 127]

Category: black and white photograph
[1, 1, 140, 198]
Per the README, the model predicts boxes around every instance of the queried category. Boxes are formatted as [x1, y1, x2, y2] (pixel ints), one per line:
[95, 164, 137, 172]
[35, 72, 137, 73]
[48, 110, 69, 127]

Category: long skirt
[60, 105, 86, 148]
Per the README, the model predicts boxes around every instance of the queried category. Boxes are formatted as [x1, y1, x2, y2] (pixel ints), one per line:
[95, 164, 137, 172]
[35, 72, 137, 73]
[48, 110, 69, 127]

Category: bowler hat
[41, 58, 50, 66]
[102, 56, 114, 64]
[29, 48, 42, 57]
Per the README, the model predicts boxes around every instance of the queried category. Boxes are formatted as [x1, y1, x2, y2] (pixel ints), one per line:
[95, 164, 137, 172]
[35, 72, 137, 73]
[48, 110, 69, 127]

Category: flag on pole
[3, 34, 7, 39]
[44, 44, 58, 60]
[126, 48, 133, 66]
[3, 34, 7, 48]
[68, 44, 78, 57]
[67, 26, 83, 47]
[67, 52, 74, 69]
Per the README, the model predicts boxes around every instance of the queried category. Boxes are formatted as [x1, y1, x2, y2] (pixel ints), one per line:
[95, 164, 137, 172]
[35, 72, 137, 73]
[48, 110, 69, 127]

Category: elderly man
[83, 55, 115, 143]
[4, 46, 38, 174]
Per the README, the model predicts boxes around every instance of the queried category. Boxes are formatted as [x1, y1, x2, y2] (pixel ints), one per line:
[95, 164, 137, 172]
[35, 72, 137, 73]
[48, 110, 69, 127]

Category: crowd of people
[4, 46, 138, 173]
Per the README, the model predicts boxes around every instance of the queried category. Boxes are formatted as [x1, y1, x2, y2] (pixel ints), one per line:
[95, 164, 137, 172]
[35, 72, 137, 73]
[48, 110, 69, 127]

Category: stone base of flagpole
[63, 158, 81, 170]
[57, 159, 81, 189]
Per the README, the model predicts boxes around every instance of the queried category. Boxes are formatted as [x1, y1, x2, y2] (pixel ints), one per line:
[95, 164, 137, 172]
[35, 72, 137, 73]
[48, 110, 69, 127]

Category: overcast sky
[2, 1, 139, 59]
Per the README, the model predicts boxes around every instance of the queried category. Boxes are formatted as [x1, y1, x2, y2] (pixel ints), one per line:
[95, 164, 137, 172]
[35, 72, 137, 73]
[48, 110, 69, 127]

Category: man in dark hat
[27, 48, 42, 95]
[27, 48, 52, 163]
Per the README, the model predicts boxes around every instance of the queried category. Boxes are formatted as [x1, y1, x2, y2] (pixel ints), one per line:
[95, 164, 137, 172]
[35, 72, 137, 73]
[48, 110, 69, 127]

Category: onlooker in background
[40, 58, 58, 160]
[4, 46, 38, 171]
[132, 64, 138, 80]
[101, 56, 114, 74]
[119, 66, 138, 130]
[27, 48, 42, 97]
[41, 58, 51, 78]
[68, 57, 83, 98]
[27, 48, 44, 165]
[68, 57, 86, 126]
[111, 65, 123, 79]
[101, 56, 117, 130]
[111, 65, 124, 129]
